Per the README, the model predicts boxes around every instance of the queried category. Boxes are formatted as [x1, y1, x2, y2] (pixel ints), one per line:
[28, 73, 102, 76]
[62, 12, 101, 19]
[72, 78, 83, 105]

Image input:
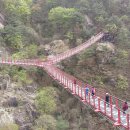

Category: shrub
[36, 87, 57, 114]
[56, 116, 69, 130]
[34, 114, 56, 130]
[0, 123, 19, 130]
[116, 75, 128, 90]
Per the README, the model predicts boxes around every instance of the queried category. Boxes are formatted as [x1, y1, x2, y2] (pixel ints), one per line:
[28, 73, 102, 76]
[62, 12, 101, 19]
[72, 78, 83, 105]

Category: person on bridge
[105, 93, 110, 107]
[74, 79, 76, 85]
[91, 87, 95, 96]
[122, 101, 128, 114]
[86, 85, 89, 96]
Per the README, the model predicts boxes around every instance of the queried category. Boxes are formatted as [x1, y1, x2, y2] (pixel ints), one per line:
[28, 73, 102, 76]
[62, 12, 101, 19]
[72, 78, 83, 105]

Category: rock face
[0, 74, 9, 90]
[95, 42, 115, 64]
[14, 103, 37, 130]
[84, 15, 93, 26]
[45, 40, 69, 55]
[0, 74, 38, 130]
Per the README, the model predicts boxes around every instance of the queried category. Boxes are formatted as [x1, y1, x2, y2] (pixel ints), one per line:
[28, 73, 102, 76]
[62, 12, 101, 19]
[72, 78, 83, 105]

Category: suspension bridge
[0, 32, 129, 130]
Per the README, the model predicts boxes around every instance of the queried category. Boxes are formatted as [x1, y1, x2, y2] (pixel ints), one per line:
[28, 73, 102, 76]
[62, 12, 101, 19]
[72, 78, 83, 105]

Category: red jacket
[123, 103, 128, 111]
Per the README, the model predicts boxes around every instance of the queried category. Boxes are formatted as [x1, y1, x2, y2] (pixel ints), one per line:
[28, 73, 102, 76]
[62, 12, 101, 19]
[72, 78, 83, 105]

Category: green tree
[117, 27, 129, 45]
[36, 87, 57, 114]
[104, 23, 118, 33]
[116, 75, 128, 90]
[5, 0, 31, 16]
[9, 67, 32, 85]
[25, 44, 38, 58]
[3, 25, 23, 51]
[48, 7, 83, 33]
[56, 116, 69, 130]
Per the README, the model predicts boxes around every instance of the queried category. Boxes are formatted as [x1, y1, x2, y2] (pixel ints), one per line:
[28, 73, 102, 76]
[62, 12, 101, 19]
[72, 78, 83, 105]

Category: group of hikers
[105, 93, 128, 114]
[85, 86, 128, 114]
[73, 79, 129, 114]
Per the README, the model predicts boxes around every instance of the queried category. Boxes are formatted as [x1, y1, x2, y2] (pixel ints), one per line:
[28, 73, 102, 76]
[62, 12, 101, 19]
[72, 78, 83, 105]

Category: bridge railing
[44, 65, 130, 129]
[46, 65, 127, 112]
[48, 32, 104, 63]
[0, 57, 46, 66]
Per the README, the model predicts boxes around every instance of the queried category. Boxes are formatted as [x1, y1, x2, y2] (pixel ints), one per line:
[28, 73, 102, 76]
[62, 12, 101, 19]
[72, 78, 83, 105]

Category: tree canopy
[49, 6, 83, 33]
[36, 87, 57, 114]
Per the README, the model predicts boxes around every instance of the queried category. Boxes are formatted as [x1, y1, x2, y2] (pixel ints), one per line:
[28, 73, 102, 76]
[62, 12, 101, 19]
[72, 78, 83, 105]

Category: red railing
[43, 65, 130, 130]
[48, 32, 104, 64]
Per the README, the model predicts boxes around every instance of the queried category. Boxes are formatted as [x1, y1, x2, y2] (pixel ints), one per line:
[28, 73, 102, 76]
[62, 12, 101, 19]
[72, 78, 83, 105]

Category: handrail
[48, 32, 104, 63]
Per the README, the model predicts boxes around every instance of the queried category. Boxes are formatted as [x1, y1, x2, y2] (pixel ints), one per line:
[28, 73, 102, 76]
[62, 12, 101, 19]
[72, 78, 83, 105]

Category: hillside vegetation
[0, 0, 130, 130]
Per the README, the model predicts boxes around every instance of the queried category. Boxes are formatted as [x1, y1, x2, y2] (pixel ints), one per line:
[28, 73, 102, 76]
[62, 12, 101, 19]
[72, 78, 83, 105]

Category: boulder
[2, 97, 18, 107]
[8, 97, 18, 107]
[96, 42, 115, 64]
[44, 44, 51, 51]
[25, 85, 36, 93]
[105, 77, 116, 87]
[96, 42, 115, 53]
[50, 40, 69, 54]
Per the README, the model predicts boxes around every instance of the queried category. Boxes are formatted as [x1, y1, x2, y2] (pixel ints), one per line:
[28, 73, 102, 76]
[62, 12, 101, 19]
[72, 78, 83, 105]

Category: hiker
[105, 93, 110, 107]
[91, 87, 95, 96]
[122, 101, 128, 114]
[74, 79, 76, 85]
[86, 85, 89, 96]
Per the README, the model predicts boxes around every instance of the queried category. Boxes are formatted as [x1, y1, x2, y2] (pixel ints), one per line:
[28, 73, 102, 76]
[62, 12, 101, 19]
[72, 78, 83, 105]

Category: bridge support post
[95, 97, 101, 112]
[93, 96, 95, 108]
[61, 75, 63, 84]
[59, 75, 61, 83]
[72, 82, 76, 95]
[64, 78, 67, 88]
[73, 79, 76, 93]
[78, 85, 79, 96]
[110, 96, 113, 119]
[104, 100, 106, 114]
[81, 87, 83, 99]
[71, 83, 74, 94]
[66, 79, 69, 88]
[88, 93, 90, 104]
[114, 108, 121, 126]
[127, 114, 129, 129]
[82, 88, 86, 102]
[110, 104, 113, 119]
[62, 76, 64, 84]
[115, 98, 118, 108]
[64, 77, 66, 86]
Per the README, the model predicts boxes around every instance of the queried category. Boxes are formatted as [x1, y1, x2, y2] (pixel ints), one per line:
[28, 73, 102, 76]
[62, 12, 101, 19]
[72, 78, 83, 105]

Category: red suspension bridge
[0, 32, 129, 129]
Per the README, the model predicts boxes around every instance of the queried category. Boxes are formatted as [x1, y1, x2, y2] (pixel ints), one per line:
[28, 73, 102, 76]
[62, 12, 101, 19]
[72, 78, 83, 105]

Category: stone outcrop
[95, 42, 115, 64]
[0, 74, 37, 130]
[14, 103, 37, 130]
[45, 40, 69, 55]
